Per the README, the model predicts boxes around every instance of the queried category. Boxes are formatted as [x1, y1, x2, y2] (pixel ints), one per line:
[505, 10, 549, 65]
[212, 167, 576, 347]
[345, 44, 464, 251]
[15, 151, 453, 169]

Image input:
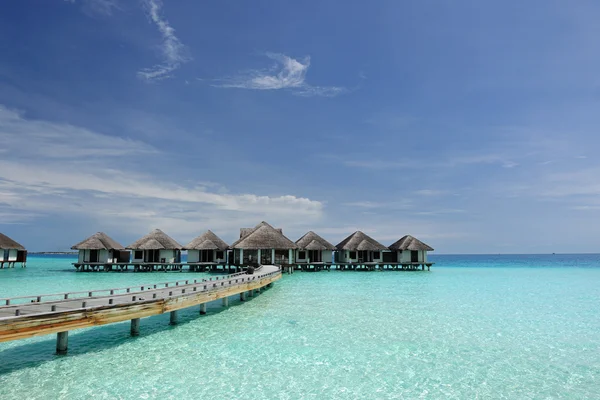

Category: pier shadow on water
[0, 297, 245, 375]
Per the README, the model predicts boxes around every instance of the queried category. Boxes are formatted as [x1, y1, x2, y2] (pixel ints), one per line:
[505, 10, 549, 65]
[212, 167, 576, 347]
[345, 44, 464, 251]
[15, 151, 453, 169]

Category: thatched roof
[231, 221, 297, 250]
[0, 233, 25, 250]
[304, 241, 328, 251]
[184, 231, 229, 251]
[71, 232, 124, 250]
[336, 231, 389, 251]
[239, 227, 283, 238]
[126, 229, 183, 250]
[296, 231, 335, 251]
[389, 235, 434, 251]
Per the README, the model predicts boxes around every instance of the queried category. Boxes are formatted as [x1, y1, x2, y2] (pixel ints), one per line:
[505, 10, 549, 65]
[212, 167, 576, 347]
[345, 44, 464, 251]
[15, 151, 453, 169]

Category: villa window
[349, 251, 357, 259]
[216, 251, 224, 259]
[134, 251, 143, 259]
[298, 251, 306, 259]
[373, 251, 380, 259]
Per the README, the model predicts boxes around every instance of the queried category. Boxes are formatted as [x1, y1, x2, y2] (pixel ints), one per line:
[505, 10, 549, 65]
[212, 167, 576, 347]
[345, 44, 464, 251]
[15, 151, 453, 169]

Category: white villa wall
[132, 250, 144, 262]
[0, 249, 17, 261]
[399, 250, 428, 263]
[373, 251, 383, 262]
[78, 249, 112, 263]
[187, 250, 199, 263]
[295, 250, 308, 263]
[322, 250, 333, 263]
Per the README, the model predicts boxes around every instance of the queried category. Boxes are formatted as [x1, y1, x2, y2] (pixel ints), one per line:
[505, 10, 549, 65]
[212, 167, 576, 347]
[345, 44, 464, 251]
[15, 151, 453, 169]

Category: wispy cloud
[214, 53, 347, 97]
[342, 200, 412, 210]
[137, 0, 190, 82]
[0, 106, 156, 158]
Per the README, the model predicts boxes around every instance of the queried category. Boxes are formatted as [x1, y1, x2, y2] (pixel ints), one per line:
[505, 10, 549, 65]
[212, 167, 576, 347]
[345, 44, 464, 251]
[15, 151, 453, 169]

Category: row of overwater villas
[69, 221, 434, 266]
[0, 233, 27, 267]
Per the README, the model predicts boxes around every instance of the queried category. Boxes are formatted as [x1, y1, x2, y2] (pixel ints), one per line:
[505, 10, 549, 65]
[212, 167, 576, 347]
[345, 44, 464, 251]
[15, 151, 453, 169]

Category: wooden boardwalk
[0, 265, 281, 354]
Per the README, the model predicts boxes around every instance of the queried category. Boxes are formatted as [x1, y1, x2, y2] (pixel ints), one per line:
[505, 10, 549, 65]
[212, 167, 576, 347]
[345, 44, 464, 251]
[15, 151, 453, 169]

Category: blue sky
[1, 0, 600, 253]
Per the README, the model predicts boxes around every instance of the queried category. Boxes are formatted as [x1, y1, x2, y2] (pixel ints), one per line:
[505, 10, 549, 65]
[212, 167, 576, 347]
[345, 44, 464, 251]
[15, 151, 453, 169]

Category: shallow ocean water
[0, 254, 599, 399]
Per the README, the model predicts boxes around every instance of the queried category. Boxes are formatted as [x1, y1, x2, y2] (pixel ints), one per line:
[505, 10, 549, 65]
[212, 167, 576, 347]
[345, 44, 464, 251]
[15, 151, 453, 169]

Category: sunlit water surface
[1, 254, 599, 399]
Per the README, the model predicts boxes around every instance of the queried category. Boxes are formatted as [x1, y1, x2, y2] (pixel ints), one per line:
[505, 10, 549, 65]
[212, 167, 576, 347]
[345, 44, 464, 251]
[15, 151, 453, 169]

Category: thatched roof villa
[230, 221, 297, 265]
[388, 235, 434, 263]
[127, 229, 183, 264]
[184, 230, 229, 264]
[336, 231, 389, 263]
[0, 232, 27, 267]
[71, 232, 129, 264]
[295, 231, 336, 264]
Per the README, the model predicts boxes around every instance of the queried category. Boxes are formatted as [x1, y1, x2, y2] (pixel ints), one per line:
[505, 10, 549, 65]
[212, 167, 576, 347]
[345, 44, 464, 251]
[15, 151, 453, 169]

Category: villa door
[411, 251, 419, 262]
[200, 250, 214, 262]
[89, 250, 99, 263]
[308, 250, 322, 262]
[358, 250, 372, 262]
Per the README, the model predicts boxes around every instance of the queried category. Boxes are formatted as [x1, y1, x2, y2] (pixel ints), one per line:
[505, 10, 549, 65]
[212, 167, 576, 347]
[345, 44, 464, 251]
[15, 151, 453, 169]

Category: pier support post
[222, 296, 229, 307]
[200, 303, 207, 315]
[240, 292, 246, 301]
[248, 290, 254, 298]
[131, 318, 140, 336]
[56, 331, 68, 355]
[170, 310, 178, 325]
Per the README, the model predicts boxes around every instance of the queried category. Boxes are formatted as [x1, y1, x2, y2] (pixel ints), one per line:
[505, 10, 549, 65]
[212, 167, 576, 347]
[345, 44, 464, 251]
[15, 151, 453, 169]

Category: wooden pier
[72, 262, 434, 273]
[0, 265, 281, 354]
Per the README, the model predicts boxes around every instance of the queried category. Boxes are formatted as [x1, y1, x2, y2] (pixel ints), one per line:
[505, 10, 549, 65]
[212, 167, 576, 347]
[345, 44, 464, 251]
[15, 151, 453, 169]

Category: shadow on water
[0, 292, 259, 375]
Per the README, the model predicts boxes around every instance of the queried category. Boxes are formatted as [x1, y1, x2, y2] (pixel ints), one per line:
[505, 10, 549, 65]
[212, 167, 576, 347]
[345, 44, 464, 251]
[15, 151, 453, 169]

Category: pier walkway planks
[0, 265, 281, 346]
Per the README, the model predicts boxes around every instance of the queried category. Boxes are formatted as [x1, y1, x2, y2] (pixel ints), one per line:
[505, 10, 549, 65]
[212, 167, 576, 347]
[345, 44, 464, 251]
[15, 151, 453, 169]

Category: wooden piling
[170, 310, 178, 325]
[130, 318, 140, 336]
[222, 297, 229, 307]
[200, 303, 207, 315]
[56, 331, 68, 355]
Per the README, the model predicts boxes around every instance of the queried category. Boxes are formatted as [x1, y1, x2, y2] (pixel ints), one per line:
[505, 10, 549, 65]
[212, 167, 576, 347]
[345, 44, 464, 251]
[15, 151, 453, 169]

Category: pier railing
[0, 265, 265, 307]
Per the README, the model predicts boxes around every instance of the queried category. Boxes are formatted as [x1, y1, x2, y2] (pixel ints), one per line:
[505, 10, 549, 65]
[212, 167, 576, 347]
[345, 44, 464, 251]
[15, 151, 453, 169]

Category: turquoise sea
[1, 254, 599, 399]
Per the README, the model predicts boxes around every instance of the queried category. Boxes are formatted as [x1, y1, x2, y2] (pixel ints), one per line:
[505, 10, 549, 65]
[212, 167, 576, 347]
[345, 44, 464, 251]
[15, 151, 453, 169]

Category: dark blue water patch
[429, 253, 600, 268]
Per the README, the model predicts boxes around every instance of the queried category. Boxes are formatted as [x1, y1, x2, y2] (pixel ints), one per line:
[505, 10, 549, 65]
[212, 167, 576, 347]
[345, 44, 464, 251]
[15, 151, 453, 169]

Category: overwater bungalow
[335, 231, 389, 266]
[126, 229, 183, 271]
[184, 230, 229, 272]
[230, 221, 297, 267]
[71, 232, 130, 271]
[295, 231, 336, 271]
[387, 235, 434, 264]
[0, 233, 27, 268]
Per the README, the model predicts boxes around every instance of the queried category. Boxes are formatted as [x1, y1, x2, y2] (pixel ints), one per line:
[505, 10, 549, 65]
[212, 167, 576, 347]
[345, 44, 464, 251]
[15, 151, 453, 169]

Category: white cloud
[0, 105, 323, 237]
[138, 0, 190, 82]
[215, 53, 347, 97]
